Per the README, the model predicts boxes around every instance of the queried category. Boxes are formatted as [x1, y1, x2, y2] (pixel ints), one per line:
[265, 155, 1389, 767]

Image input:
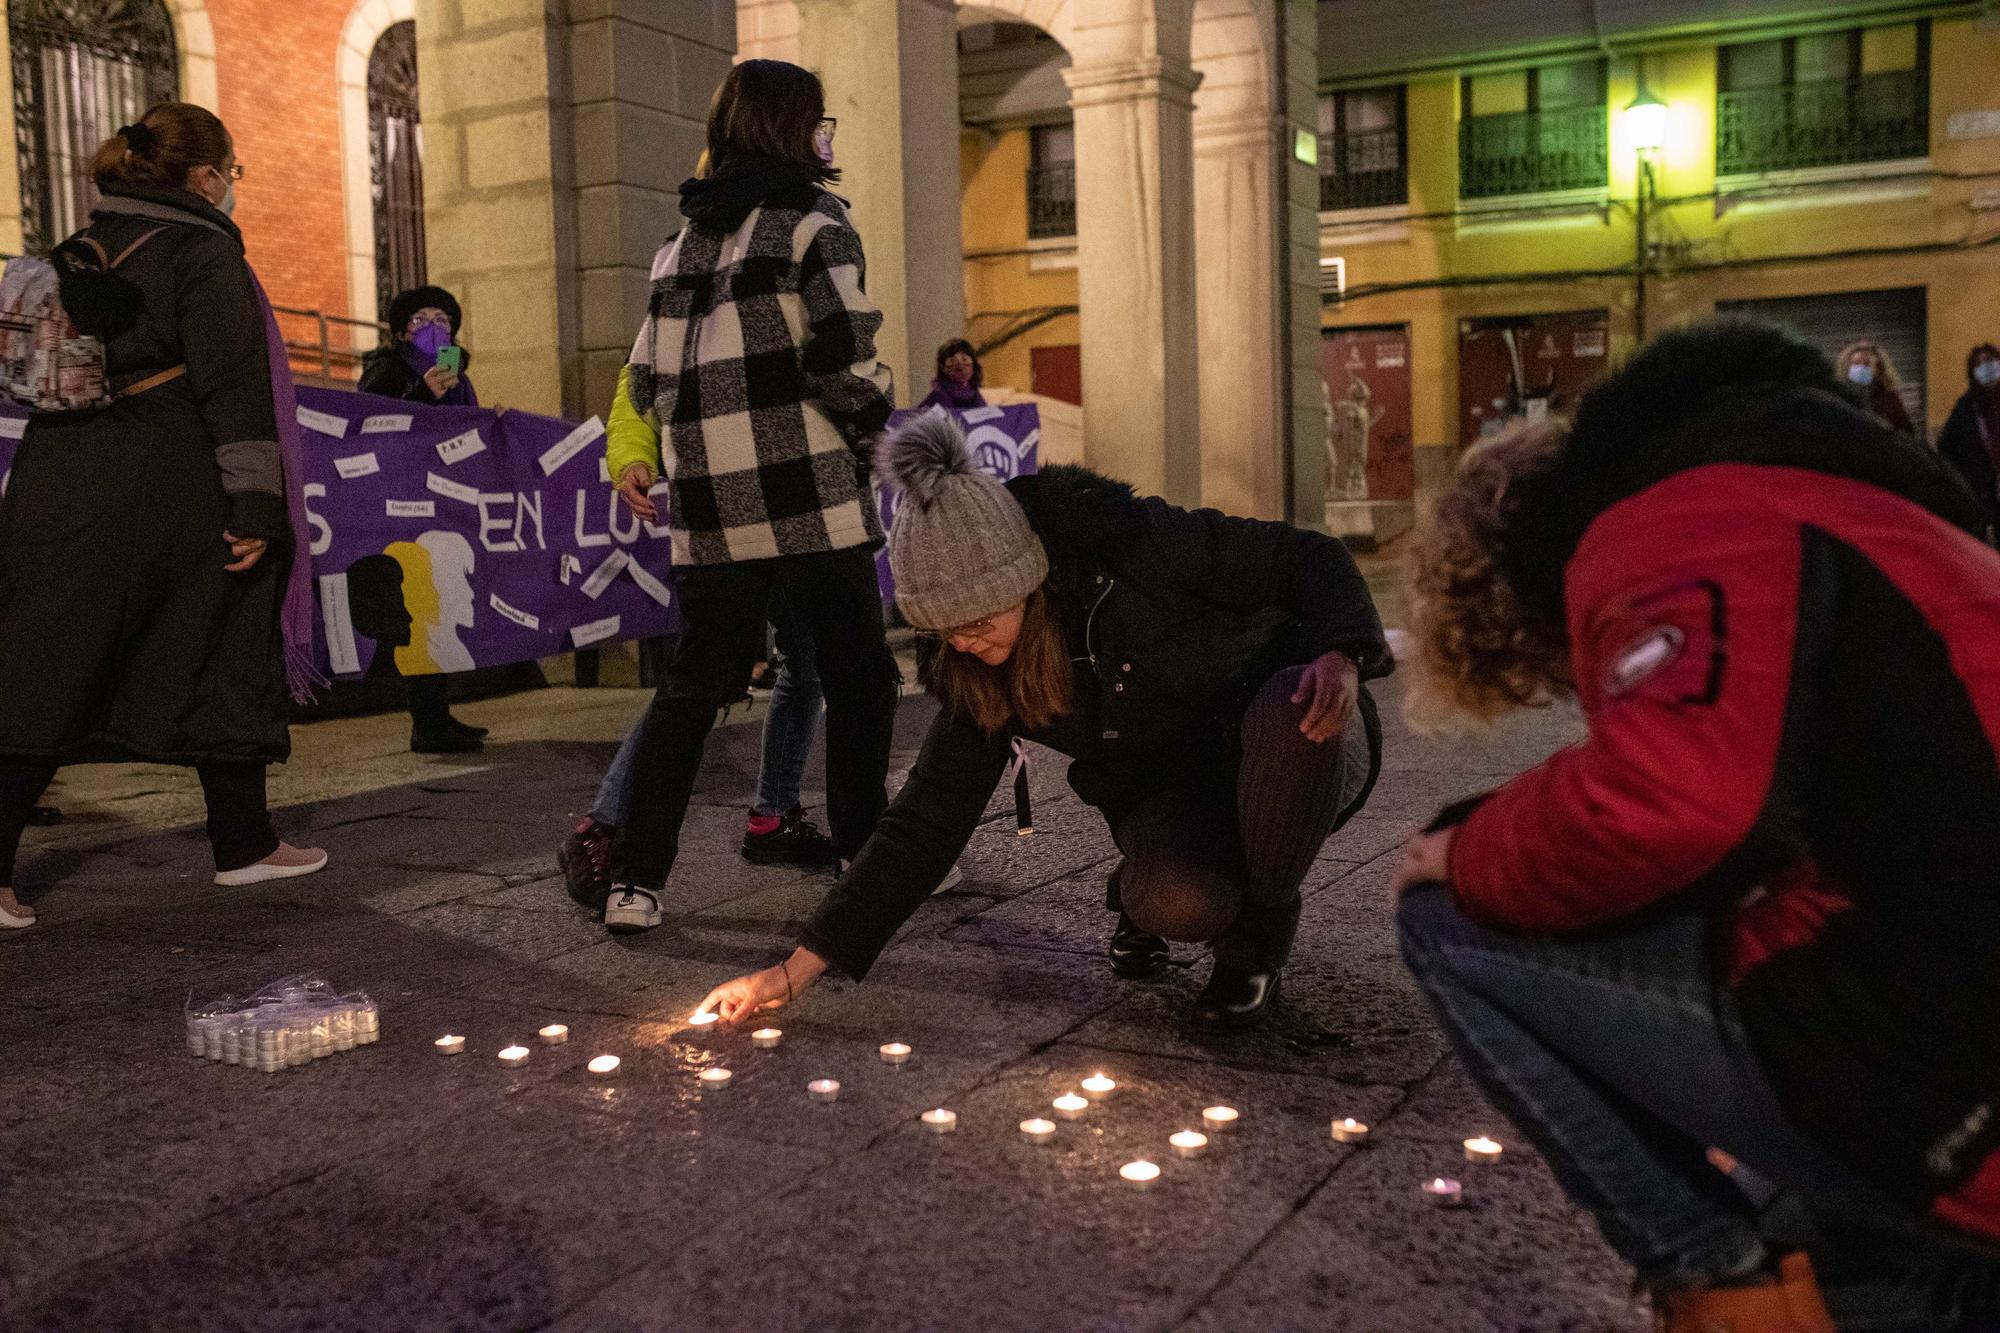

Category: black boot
[1190, 900, 1301, 1032]
[412, 725, 482, 755]
[445, 714, 489, 740]
[1109, 913, 1170, 980]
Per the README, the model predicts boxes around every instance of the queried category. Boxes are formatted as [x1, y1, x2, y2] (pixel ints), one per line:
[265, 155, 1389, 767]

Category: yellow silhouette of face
[385, 540, 442, 676]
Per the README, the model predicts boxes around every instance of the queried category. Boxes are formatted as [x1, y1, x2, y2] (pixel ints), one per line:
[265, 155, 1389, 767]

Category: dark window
[1318, 86, 1407, 210]
[1027, 121, 1074, 240]
[8, 0, 178, 255]
[1458, 59, 1608, 199]
[1716, 22, 1928, 175]
[368, 20, 426, 321]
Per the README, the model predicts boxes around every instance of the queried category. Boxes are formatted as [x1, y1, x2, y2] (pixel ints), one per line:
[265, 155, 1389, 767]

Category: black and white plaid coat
[626, 186, 894, 566]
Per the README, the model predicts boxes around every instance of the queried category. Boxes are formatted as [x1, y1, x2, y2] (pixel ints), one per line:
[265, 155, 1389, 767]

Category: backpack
[0, 227, 180, 412]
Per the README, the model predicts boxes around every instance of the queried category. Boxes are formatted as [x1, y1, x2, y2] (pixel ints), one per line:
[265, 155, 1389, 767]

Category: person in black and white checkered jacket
[592, 60, 902, 934]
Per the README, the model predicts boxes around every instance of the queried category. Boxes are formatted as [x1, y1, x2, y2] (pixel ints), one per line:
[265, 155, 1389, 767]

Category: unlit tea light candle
[921, 1107, 958, 1134]
[538, 1024, 569, 1045]
[1080, 1073, 1117, 1100]
[879, 1042, 911, 1066]
[751, 1028, 783, 1049]
[1422, 1176, 1464, 1207]
[807, 1078, 841, 1103]
[1120, 1160, 1162, 1188]
[1464, 1136, 1503, 1164]
[1052, 1092, 1090, 1120]
[1019, 1117, 1057, 1144]
[434, 1034, 466, 1057]
[587, 1055, 620, 1078]
[1331, 1117, 1370, 1144]
[497, 1045, 530, 1067]
[1170, 1130, 1209, 1159]
[1201, 1106, 1241, 1133]
[698, 1067, 733, 1089]
[688, 1010, 719, 1028]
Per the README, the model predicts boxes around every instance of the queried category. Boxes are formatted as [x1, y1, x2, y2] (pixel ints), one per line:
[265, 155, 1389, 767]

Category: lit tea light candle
[751, 1027, 782, 1050]
[1052, 1092, 1090, 1120]
[1119, 1160, 1161, 1188]
[1331, 1117, 1370, 1144]
[878, 1042, 911, 1066]
[807, 1078, 841, 1103]
[1422, 1176, 1464, 1207]
[687, 1009, 719, 1028]
[698, 1067, 733, 1089]
[1201, 1106, 1241, 1133]
[1080, 1073, 1117, 1100]
[1019, 1117, 1057, 1144]
[920, 1107, 958, 1134]
[587, 1055, 620, 1078]
[434, 1034, 466, 1057]
[497, 1045, 530, 1067]
[1464, 1136, 1503, 1164]
[1169, 1130, 1208, 1159]
[538, 1024, 569, 1045]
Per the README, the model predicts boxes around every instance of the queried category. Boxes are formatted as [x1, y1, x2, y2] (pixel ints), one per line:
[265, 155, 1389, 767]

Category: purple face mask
[410, 324, 451, 358]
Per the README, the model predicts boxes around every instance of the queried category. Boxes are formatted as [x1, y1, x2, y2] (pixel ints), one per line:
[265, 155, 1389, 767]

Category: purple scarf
[250, 271, 327, 704]
[401, 341, 478, 407]
[920, 378, 985, 411]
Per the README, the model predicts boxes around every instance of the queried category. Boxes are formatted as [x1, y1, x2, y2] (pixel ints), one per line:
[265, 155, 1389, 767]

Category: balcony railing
[1027, 162, 1076, 239]
[1716, 70, 1928, 176]
[1318, 128, 1408, 210]
[1458, 104, 1608, 199]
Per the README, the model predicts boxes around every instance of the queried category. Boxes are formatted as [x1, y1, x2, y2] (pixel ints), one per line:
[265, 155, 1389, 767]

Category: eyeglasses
[915, 616, 997, 644]
[815, 117, 837, 145]
[407, 312, 453, 331]
[219, 162, 245, 181]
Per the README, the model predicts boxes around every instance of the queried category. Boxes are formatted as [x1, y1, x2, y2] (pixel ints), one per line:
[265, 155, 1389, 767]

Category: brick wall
[208, 0, 353, 321]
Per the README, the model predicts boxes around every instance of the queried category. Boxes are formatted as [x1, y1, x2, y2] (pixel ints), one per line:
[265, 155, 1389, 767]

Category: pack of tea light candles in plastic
[183, 973, 379, 1073]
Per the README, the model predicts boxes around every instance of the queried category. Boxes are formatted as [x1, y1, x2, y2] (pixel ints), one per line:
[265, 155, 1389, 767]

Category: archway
[336, 0, 418, 333]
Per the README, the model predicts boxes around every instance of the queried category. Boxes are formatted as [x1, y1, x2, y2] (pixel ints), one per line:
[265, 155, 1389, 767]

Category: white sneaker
[603, 886, 662, 934]
[931, 862, 965, 896]
[214, 844, 329, 887]
[0, 890, 34, 930]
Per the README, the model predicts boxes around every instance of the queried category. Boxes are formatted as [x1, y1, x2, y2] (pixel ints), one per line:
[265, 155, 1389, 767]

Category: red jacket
[1449, 462, 2000, 1243]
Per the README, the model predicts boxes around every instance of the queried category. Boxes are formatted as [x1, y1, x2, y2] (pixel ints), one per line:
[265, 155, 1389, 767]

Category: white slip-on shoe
[0, 890, 34, 929]
[214, 844, 330, 887]
[603, 886, 662, 934]
[931, 862, 965, 896]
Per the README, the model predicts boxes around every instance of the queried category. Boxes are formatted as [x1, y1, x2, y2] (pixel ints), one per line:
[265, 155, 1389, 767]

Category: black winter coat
[357, 343, 476, 406]
[801, 465, 1391, 980]
[0, 184, 291, 765]
[1937, 388, 2000, 538]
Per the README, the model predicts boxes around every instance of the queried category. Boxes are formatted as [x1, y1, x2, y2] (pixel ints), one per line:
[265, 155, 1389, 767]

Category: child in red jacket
[1396, 320, 2000, 1333]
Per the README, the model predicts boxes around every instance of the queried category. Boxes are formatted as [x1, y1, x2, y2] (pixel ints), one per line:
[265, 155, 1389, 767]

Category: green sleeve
[604, 363, 662, 482]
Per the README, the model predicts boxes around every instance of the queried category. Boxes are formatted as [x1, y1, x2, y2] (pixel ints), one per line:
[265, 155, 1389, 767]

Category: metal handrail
[271, 304, 387, 385]
[1716, 69, 1929, 177]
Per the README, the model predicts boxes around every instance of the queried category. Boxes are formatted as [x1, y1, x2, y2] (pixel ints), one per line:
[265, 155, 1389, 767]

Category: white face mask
[216, 179, 237, 216]
[1975, 360, 2000, 388]
[1846, 362, 1876, 387]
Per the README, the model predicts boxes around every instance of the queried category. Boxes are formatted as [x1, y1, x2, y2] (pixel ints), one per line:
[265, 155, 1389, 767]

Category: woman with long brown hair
[1836, 338, 1917, 437]
[0, 103, 326, 929]
[697, 414, 1391, 1031]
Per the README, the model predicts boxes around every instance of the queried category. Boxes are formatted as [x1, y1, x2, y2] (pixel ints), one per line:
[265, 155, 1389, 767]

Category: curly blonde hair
[1402, 417, 1576, 731]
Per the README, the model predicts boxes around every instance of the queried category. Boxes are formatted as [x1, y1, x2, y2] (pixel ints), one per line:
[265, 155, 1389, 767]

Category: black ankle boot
[1109, 912, 1170, 980]
[1190, 964, 1283, 1031]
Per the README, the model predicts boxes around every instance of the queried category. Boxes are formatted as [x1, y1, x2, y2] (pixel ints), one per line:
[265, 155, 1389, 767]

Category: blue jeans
[1398, 886, 2000, 1332]
[591, 592, 824, 827]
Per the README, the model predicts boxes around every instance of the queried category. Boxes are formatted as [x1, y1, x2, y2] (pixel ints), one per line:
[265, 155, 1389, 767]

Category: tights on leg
[0, 759, 58, 885]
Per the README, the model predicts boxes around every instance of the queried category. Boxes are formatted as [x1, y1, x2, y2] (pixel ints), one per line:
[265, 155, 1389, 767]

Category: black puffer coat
[0, 184, 290, 765]
[801, 464, 1391, 980]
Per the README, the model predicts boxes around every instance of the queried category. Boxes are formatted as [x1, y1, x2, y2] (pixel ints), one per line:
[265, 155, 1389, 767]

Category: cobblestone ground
[0, 673, 1648, 1332]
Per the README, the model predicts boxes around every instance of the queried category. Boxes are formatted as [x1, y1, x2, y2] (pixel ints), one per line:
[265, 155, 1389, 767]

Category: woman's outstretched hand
[696, 947, 830, 1025]
[1292, 650, 1360, 743]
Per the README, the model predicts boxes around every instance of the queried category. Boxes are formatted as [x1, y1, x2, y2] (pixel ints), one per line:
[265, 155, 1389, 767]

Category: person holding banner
[589, 59, 901, 935]
[695, 414, 1391, 1032]
[0, 104, 327, 929]
[358, 284, 489, 754]
[916, 338, 986, 413]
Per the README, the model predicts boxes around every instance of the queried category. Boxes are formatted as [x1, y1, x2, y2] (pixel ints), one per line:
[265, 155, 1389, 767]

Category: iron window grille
[1459, 60, 1608, 200]
[368, 20, 426, 322]
[1319, 86, 1408, 211]
[1027, 122, 1075, 240]
[9, 0, 179, 256]
[1716, 25, 1929, 176]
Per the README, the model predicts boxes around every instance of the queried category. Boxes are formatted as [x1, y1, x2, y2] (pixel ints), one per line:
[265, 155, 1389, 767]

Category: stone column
[1191, 0, 1322, 524]
[414, 0, 732, 419]
[1064, 4, 1203, 505]
[798, 0, 964, 405]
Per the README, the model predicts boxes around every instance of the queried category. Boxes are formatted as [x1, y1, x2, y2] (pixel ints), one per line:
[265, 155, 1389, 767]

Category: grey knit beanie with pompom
[879, 413, 1049, 630]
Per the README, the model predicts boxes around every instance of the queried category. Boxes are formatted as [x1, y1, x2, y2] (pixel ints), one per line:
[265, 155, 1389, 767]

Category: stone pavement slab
[0, 680, 1639, 1332]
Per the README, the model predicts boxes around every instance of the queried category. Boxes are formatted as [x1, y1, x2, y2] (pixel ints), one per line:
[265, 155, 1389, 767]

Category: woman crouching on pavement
[698, 415, 1390, 1031]
[1394, 318, 2000, 1332]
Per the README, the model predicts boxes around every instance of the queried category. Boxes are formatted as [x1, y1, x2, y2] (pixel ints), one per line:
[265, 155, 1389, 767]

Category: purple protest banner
[0, 394, 1041, 672]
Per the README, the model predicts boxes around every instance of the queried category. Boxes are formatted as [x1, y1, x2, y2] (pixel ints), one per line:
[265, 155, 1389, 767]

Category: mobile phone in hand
[436, 345, 463, 375]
